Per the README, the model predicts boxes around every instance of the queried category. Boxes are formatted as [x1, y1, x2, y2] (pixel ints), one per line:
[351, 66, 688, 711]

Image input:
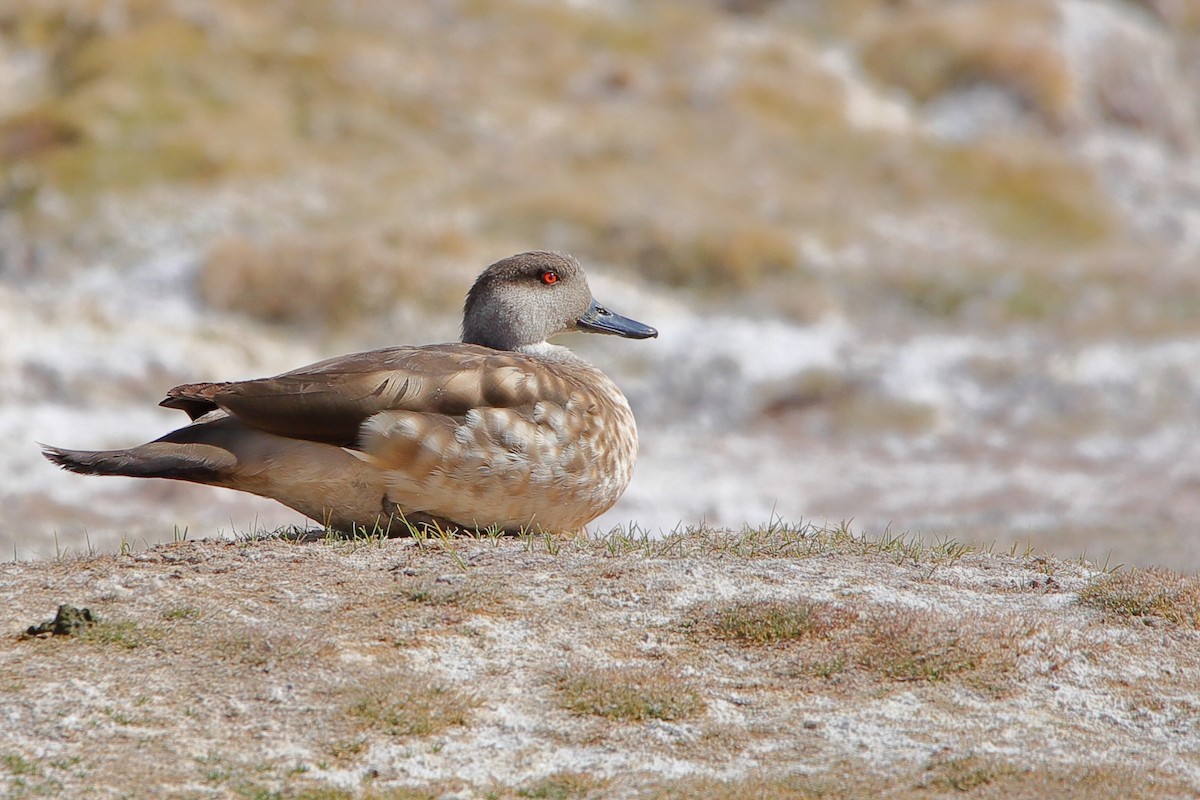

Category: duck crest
[41, 252, 657, 535]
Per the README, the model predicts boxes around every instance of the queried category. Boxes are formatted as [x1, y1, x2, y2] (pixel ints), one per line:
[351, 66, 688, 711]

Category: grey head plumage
[462, 251, 657, 352]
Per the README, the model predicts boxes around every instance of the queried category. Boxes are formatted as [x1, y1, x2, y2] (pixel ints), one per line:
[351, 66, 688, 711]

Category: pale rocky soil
[1, 528, 1198, 799]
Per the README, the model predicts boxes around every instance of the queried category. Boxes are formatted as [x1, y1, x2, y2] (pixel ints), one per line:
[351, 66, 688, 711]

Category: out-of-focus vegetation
[7, 0, 1192, 337]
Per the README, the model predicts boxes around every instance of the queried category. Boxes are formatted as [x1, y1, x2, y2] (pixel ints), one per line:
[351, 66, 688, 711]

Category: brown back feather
[162, 345, 568, 448]
[160, 382, 229, 420]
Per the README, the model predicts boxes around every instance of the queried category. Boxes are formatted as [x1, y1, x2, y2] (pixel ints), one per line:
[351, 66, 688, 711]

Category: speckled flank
[360, 357, 636, 531]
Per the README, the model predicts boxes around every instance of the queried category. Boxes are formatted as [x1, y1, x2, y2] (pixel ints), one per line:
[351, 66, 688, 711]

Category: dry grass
[389, 573, 511, 630]
[6, 745, 1185, 800]
[638, 756, 1192, 800]
[1, 0, 1143, 338]
[831, 606, 1032, 686]
[397, 575, 495, 611]
[609, 220, 802, 291]
[289, 789, 450, 800]
[79, 618, 164, 650]
[496, 189, 807, 293]
[914, 758, 1197, 800]
[691, 598, 851, 646]
[0, 536, 1194, 797]
[344, 676, 477, 738]
[0, 109, 83, 163]
[511, 771, 611, 799]
[929, 139, 1114, 247]
[198, 232, 465, 331]
[640, 772, 872, 800]
[845, 606, 1037, 691]
[554, 666, 706, 722]
[920, 753, 1029, 793]
[208, 625, 335, 669]
[684, 591, 1037, 693]
[860, 0, 1073, 129]
[1079, 567, 1200, 626]
[579, 520, 975, 567]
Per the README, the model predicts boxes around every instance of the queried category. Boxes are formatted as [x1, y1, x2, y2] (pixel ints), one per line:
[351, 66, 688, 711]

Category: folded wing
[160, 344, 562, 447]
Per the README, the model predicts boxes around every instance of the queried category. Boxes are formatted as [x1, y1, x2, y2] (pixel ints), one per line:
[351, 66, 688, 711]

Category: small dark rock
[24, 604, 96, 637]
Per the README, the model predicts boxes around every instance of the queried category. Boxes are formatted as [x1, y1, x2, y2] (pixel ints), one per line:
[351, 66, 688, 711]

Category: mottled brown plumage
[42, 252, 657, 534]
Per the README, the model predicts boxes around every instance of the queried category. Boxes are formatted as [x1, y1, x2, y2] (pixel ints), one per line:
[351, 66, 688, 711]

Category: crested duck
[42, 251, 657, 534]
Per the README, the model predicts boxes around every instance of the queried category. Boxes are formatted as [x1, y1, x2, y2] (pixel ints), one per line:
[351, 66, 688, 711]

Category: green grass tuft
[1079, 567, 1200, 626]
[345, 678, 476, 738]
[696, 598, 851, 646]
[515, 771, 611, 799]
[81, 619, 164, 650]
[555, 666, 706, 722]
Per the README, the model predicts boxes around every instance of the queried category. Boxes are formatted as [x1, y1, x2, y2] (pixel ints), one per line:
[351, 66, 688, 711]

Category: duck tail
[40, 442, 232, 483]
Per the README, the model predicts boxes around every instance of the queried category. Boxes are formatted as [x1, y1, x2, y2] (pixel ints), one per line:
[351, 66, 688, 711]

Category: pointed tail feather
[40, 420, 400, 533]
[40, 442, 233, 482]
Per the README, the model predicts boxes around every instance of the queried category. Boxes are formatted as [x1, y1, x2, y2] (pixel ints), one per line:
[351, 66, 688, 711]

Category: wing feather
[164, 344, 561, 446]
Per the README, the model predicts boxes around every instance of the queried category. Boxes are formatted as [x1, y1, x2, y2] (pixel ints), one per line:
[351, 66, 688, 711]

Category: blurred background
[2, 0, 1199, 568]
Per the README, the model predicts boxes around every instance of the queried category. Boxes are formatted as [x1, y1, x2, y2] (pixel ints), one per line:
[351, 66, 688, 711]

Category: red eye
[541, 270, 558, 285]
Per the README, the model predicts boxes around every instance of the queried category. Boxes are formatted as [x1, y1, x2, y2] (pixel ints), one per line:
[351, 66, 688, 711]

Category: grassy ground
[1, 524, 1198, 798]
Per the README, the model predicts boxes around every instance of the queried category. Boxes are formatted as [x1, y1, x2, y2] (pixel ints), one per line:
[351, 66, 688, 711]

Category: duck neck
[516, 341, 582, 363]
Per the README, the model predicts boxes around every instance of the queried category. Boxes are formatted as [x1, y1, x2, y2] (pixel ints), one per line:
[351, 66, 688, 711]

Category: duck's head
[462, 251, 658, 352]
